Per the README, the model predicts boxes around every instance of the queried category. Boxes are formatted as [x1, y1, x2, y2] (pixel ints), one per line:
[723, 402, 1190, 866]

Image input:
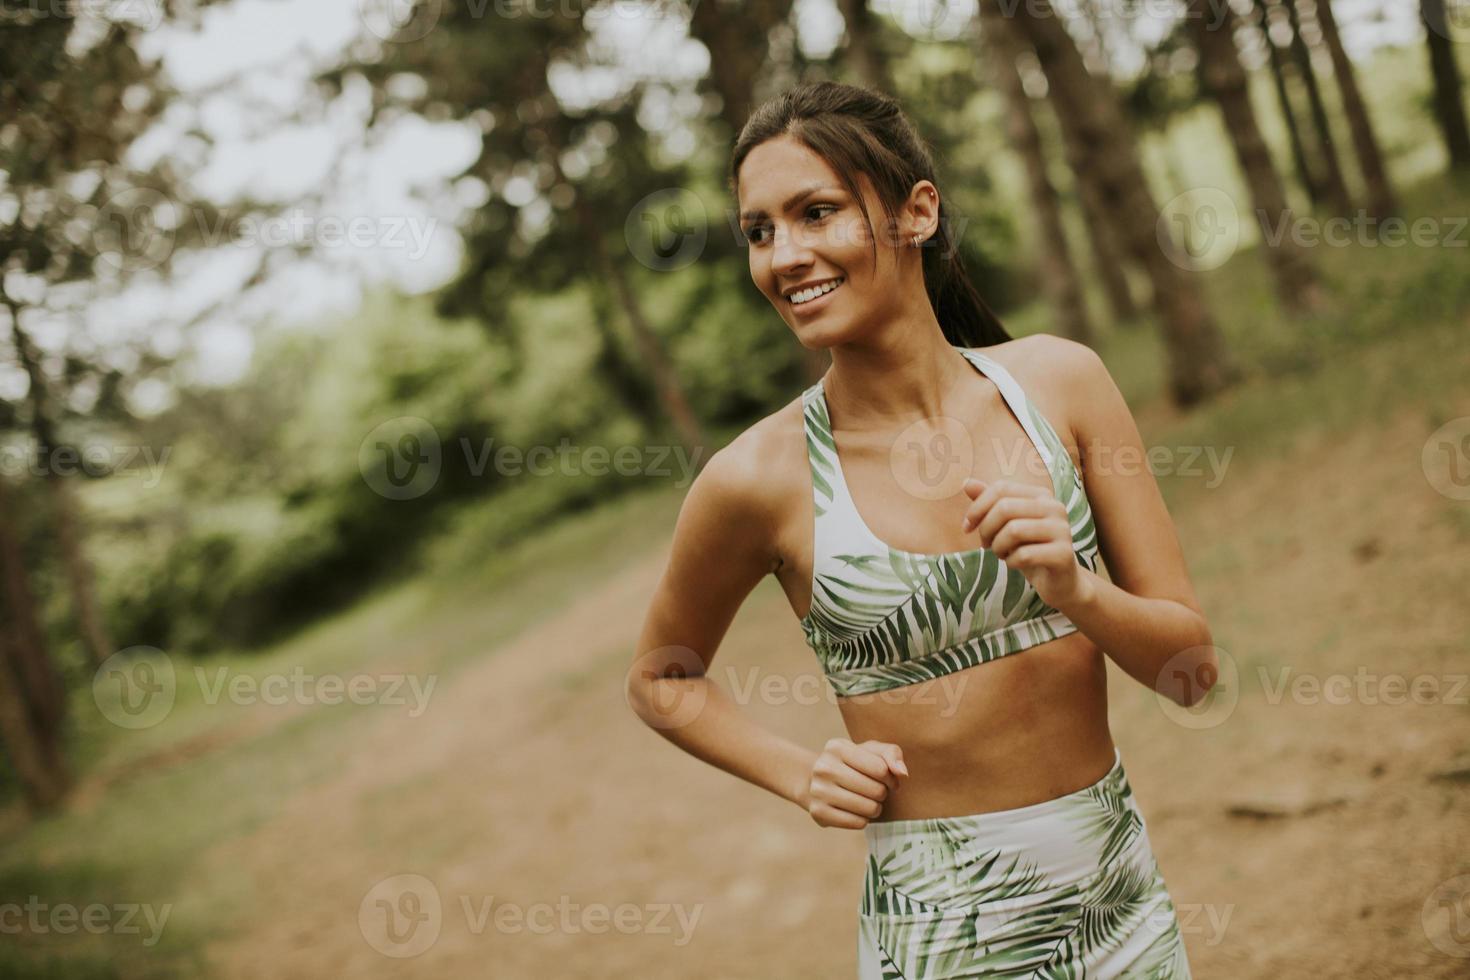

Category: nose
[769, 222, 814, 280]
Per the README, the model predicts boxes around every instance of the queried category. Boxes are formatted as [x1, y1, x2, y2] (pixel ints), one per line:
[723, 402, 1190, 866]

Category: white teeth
[789, 278, 844, 305]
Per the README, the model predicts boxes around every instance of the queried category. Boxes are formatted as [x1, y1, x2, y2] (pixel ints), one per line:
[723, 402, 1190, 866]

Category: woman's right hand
[802, 738, 909, 829]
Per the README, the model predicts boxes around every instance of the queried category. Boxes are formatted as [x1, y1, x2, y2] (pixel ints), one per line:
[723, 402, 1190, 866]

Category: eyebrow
[739, 184, 842, 224]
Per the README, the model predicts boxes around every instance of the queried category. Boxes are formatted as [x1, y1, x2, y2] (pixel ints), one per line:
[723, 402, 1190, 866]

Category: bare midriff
[835, 629, 1117, 821]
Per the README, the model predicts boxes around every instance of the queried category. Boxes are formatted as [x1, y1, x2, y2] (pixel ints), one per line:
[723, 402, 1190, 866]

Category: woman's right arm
[625, 432, 906, 827]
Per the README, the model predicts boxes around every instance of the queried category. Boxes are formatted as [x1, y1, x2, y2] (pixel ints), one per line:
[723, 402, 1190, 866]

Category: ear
[904, 180, 940, 246]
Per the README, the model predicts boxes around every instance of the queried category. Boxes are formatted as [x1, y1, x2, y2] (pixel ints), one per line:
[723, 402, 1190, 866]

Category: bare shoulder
[680, 393, 810, 562]
[972, 333, 1112, 442]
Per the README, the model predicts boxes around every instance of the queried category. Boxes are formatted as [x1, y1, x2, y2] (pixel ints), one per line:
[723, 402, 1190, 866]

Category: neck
[821, 309, 971, 428]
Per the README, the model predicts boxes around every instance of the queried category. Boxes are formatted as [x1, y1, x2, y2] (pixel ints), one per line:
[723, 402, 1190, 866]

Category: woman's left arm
[962, 337, 1218, 707]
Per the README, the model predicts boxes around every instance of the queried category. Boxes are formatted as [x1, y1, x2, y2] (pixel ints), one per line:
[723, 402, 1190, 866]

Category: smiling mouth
[787, 277, 845, 306]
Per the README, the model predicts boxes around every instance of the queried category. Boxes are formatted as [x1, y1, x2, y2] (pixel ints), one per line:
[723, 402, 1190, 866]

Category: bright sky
[5, 0, 1427, 412]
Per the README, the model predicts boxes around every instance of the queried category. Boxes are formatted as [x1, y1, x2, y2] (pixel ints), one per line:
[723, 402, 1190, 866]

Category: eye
[744, 223, 769, 245]
[806, 204, 837, 222]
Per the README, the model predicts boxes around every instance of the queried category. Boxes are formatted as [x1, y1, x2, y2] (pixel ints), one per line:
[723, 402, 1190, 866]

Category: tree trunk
[576, 199, 706, 460]
[588, 284, 665, 434]
[1028, 56, 1140, 324]
[1073, 156, 1140, 324]
[687, 0, 794, 138]
[837, 0, 896, 94]
[0, 478, 66, 744]
[1312, 0, 1396, 219]
[1188, 0, 1323, 312]
[7, 307, 113, 668]
[979, 7, 1093, 344]
[1421, 0, 1470, 170]
[1001, 0, 1238, 405]
[1279, 0, 1353, 213]
[0, 635, 69, 810]
[1254, 0, 1326, 208]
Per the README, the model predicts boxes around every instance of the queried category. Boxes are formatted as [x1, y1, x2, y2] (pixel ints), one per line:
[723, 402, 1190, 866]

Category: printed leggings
[857, 748, 1192, 978]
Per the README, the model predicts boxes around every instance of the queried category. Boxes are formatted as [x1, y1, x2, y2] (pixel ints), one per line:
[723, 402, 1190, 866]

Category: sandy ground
[197, 405, 1470, 978]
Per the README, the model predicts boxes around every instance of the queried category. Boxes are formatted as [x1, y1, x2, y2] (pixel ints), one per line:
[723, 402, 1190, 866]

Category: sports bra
[797, 347, 1101, 696]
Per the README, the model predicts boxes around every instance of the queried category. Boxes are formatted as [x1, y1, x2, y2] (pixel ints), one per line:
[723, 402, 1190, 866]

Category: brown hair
[729, 80, 1010, 349]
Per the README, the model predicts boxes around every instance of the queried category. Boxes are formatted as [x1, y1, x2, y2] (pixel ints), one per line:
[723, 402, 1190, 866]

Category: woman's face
[737, 135, 931, 349]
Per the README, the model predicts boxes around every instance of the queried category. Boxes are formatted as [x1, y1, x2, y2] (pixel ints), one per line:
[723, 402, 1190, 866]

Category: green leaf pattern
[857, 758, 1192, 978]
[799, 349, 1103, 697]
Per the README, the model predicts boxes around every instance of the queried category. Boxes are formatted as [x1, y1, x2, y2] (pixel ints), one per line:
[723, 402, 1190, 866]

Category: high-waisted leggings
[857, 747, 1192, 978]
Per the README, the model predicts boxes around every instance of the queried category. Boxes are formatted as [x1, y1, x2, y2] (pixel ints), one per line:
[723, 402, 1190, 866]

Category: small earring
[911, 235, 921, 247]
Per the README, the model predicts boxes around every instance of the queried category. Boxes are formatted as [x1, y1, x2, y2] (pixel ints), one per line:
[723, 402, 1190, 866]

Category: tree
[977, 6, 1093, 343]
[0, 13, 190, 668]
[1421, 0, 1470, 170]
[1187, 0, 1323, 311]
[997, 0, 1238, 405]
[336, 3, 709, 456]
[837, 0, 897, 95]
[0, 478, 69, 810]
[1278, 0, 1352, 213]
[1312, 0, 1396, 219]
[687, 0, 796, 140]
[1252, 0, 1326, 208]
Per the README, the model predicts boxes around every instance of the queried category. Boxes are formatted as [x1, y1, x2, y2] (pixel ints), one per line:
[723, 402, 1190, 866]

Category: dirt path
[201, 405, 1470, 978]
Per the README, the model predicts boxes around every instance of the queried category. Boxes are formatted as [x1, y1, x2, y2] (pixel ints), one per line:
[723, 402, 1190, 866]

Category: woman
[627, 81, 1215, 978]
